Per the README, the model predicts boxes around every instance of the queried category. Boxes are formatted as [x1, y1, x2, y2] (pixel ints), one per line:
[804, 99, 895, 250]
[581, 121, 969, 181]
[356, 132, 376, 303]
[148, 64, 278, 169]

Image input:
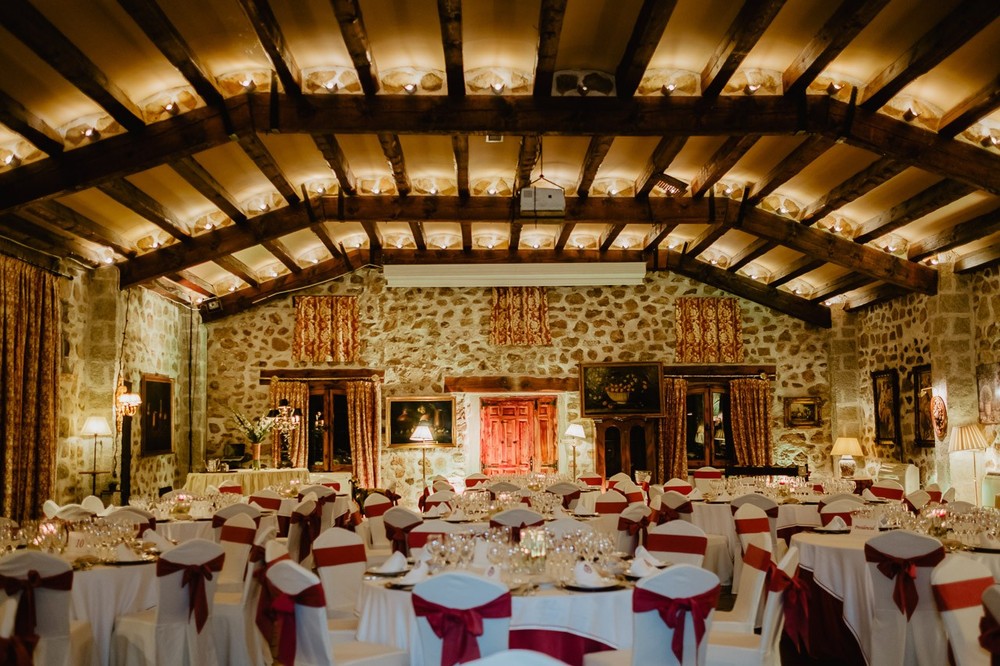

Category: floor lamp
[950, 424, 987, 505]
[81, 416, 112, 496]
[564, 423, 587, 479]
[410, 424, 435, 488]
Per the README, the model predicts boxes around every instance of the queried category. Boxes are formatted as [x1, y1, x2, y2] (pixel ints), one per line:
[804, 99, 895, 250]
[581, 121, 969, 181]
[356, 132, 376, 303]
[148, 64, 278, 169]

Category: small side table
[80, 470, 110, 495]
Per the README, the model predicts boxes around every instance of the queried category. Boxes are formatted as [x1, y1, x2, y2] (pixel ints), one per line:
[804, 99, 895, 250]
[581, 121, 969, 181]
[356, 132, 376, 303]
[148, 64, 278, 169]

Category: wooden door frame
[479, 396, 557, 473]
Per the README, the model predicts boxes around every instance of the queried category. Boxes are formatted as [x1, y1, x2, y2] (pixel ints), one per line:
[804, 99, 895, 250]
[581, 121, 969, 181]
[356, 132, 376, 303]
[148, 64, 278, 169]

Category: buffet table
[182, 467, 311, 495]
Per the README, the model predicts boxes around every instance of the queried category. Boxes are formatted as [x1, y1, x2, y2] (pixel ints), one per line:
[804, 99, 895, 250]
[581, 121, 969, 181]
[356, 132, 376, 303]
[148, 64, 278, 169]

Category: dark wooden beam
[955, 245, 1000, 274]
[615, 0, 677, 97]
[684, 222, 727, 257]
[237, 0, 302, 96]
[214, 255, 259, 288]
[437, 0, 464, 96]
[461, 221, 472, 252]
[170, 156, 248, 223]
[258, 368, 386, 383]
[654, 249, 831, 327]
[0, 0, 145, 131]
[117, 0, 224, 107]
[376, 132, 411, 196]
[555, 222, 576, 251]
[853, 179, 974, 244]
[330, 0, 380, 95]
[98, 179, 191, 241]
[444, 376, 579, 393]
[509, 222, 523, 252]
[700, 0, 787, 98]
[311, 134, 356, 196]
[767, 256, 824, 288]
[689, 135, 760, 198]
[731, 208, 938, 294]
[360, 220, 382, 251]
[635, 137, 688, 197]
[261, 239, 302, 274]
[844, 283, 911, 311]
[382, 248, 644, 267]
[514, 135, 541, 193]
[311, 222, 343, 259]
[408, 221, 427, 252]
[860, 0, 1000, 111]
[662, 364, 777, 378]
[799, 157, 906, 225]
[0, 235, 64, 274]
[599, 224, 627, 251]
[809, 272, 876, 303]
[0, 213, 99, 265]
[576, 136, 615, 196]
[0, 89, 64, 155]
[908, 207, 1000, 261]
[748, 135, 833, 203]
[938, 73, 1000, 137]
[21, 201, 135, 258]
[643, 222, 680, 252]
[533, 0, 567, 97]
[452, 135, 469, 198]
[169, 270, 216, 298]
[237, 133, 299, 204]
[728, 238, 773, 271]
[782, 0, 890, 96]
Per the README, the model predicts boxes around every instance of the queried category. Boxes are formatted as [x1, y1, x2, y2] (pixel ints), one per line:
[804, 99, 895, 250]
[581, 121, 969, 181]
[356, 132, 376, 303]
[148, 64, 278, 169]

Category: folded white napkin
[628, 557, 660, 578]
[115, 543, 141, 562]
[688, 489, 704, 500]
[826, 516, 848, 531]
[376, 551, 408, 573]
[472, 540, 491, 568]
[98, 505, 117, 517]
[205, 485, 219, 495]
[574, 561, 611, 587]
[142, 528, 175, 553]
[573, 503, 591, 516]
[633, 546, 662, 567]
[551, 506, 568, 519]
[424, 505, 443, 518]
[398, 561, 429, 585]
[862, 489, 878, 501]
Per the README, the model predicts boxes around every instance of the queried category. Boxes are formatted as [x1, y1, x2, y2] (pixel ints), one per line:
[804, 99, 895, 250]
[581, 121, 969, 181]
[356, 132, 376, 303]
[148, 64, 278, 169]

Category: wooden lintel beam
[662, 364, 777, 378]
[938, 73, 1000, 137]
[376, 132, 411, 196]
[576, 136, 615, 196]
[514, 135, 540, 193]
[700, 0, 787, 98]
[330, 0, 380, 95]
[844, 283, 911, 311]
[689, 135, 760, 198]
[860, 0, 1000, 111]
[809, 272, 876, 303]
[728, 238, 774, 271]
[684, 222, 727, 257]
[258, 368, 386, 383]
[955, 245, 1000, 274]
[237, 0, 302, 96]
[908, 207, 1000, 261]
[170, 156, 248, 223]
[748, 135, 833, 203]
[555, 222, 576, 251]
[600, 224, 627, 251]
[444, 376, 579, 393]
[360, 219, 382, 251]
[799, 157, 906, 225]
[261, 239, 302, 274]
[311, 134, 356, 196]
[615, 0, 677, 98]
[214, 255, 259, 288]
[452, 135, 470, 198]
[643, 222, 680, 253]
[0, 89, 64, 155]
[237, 132, 299, 204]
[409, 221, 427, 252]
[437, 0, 464, 96]
[0, 234, 63, 274]
[853, 179, 974, 244]
[0, 1, 145, 131]
[168, 270, 216, 298]
[98, 178, 191, 241]
[532, 0, 567, 97]
[768, 256, 824, 288]
[22, 201, 135, 258]
[382, 248, 645, 267]
[635, 137, 688, 196]
[461, 221, 472, 252]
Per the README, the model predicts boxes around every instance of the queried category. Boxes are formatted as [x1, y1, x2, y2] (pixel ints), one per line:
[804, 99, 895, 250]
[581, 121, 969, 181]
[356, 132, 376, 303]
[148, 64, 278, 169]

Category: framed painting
[386, 396, 456, 447]
[141, 374, 173, 456]
[978, 362, 1000, 425]
[580, 362, 664, 418]
[872, 369, 901, 451]
[912, 364, 935, 446]
[783, 397, 821, 428]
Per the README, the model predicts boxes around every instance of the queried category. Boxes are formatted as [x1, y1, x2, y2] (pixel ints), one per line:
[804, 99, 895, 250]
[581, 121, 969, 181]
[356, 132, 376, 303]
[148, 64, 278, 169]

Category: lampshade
[82, 416, 112, 437]
[831, 437, 863, 457]
[410, 424, 435, 443]
[949, 424, 987, 453]
[565, 423, 586, 439]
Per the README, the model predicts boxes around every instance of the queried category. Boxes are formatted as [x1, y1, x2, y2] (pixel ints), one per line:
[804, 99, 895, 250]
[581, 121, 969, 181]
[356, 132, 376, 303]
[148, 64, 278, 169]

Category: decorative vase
[251, 442, 262, 470]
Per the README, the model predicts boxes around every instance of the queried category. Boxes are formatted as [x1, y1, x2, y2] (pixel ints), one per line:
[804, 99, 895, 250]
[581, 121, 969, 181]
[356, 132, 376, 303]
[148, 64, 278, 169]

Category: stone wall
[205, 268, 833, 505]
[972, 266, 1000, 449]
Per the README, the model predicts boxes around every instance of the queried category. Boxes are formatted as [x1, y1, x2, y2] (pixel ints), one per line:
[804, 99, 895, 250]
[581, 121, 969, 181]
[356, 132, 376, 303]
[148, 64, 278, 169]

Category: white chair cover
[212, 503, 261, 536]
[466, 649, 570, 665]
[818, 492, 864, 509]
[943, 487, 957, 503]
[314, 527, 366, 618]
[577, 473, 603, 488]
[383, 507, 423, 559]
[615, 481, 645, 505]
[712, 535, 772, 633]
[409, 520, 462, 561]
[730, 494, 780, 546]
[871, 480, 905, 501]
[691, 467, 724, 493]
[732, 503, 773, 590]
[657, 491, 696, 523]
[465, 473, 489, 489]
[663, 478, 694, 496]
[615, 504, 651, 556]
[931, 555, 993, 666]
[906, 490, 931, 512]
[949, 500, 977, 514]
[248, 488, 284, 512]
[593, 490, 628, 535]
[423, 490, 457, 512]
[607, 472, 631, 490]
[217, 513, 256, 592]
[364, 493, 394, 551]
[288, 498, 320, 565]
[487, 482, 519, 496]
[300, 485, 340, 529]
[820, 499, 860, 526]
[433, 480, 454, 492]
[81, 495, 105, 514]
[646, 520, 709, 567]
[545, 482, 582, 510]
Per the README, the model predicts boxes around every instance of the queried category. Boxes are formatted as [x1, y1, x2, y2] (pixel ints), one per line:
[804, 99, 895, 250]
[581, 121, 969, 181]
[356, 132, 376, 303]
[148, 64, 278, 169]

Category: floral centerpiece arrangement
[224, 404, 275, 470]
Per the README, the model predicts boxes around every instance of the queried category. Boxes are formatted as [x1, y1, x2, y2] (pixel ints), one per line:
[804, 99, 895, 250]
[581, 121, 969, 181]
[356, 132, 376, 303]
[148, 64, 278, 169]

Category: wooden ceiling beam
[437, 0, 464, 96]
[782, 0, 890, 96]
[809, 272, 876, 303]
[461, 222, 472, 252]
[330, 0, 380, 95]
[514, 135, 541, 193]
[360, 219, 382, 251]
[799, 157, 906, 225]
[261, 239, 302, 274]
[237, 133, 300, 204]
[767, 256, 824, 288]
[955, 245, 1000, 274]
[383, 248, 643, 266]
[310, 222, 343, 259]
[170, 156, 248, 223]
[748, 134, 833, 203]
[508, 222, 523, 252]
[0, 235, 64, 274]
[700, 0, 787, 98]
[731, 208, 937, 294]
[844, 283, 910, 312]
[727, 238, 773, 271]
[653, 249, 831, 327]
[599, 224, 627, 251]
[907, 207, 1000, 261]
[689, 135, 760, 198]
[0, 89, 64, 155]
[214, 255, 259, 288]
[98, 178, 191, 241]
[237, 0, 302, 96]
[576, 136, 615, 196]
[116, 0, 224, 108]
[452, 135, 469, 198]
[532, 0, 567, 97]
[555, 222, 575, 251]
[643, 222, 680, 252]
[635, 137, 688, 197]
[311, 134, 357, 196]
[21, 201, 135, 258]
[853, 179, 974, 244]
[684, 222, 727, 257]
[376, 132, 411, 196]
[168, 270, 216, 298]
[615, 0, 677, 97]
[860, 0, 1000, 111]
[0, 213, 99, 265]
[938, 73, 1000, 137]
[409, 221, 427, 252]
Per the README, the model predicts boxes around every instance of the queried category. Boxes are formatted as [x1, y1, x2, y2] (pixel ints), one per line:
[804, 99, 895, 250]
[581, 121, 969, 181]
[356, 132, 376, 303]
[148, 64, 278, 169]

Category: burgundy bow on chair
[766, 563, 810, 653]
[633, 585, 720, 663]
[653, 502, 691, 525]
[0, 569, 74, 663]
[411, 592, 512, 666]
[259, 581, 326, 666]
[253, 554, 291, 638]
[156, 553, 224, 632]
[979, 610, 1000, 662]
[617, 514, 650, 545]
[385, 489, 402, 506]
[290, 510, 322, 563]
[386, 522, 418, 555]
[0, 635, 36, 666]
[864, 543, 944, 619]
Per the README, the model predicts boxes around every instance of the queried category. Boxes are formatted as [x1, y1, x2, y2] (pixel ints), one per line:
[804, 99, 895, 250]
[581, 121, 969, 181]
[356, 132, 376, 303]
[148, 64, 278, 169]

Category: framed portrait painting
[580, 362, 664, 418]
[912, 365, 935, 447]
[141, 374, 173, 456]
[872, 369, 901, 451]
[386, 397, 456, 447]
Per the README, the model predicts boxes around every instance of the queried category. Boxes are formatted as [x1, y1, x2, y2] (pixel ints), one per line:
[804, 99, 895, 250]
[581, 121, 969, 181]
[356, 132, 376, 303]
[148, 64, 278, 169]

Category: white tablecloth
[71, 562, 158, 666]
[182, 468, 311, 495]
[155, 519, 214, 543]
[692, 501, 821, 553]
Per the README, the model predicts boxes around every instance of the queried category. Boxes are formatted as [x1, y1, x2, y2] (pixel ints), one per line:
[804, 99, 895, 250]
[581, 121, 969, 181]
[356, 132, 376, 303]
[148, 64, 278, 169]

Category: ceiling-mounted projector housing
[520, 187, 565, 217]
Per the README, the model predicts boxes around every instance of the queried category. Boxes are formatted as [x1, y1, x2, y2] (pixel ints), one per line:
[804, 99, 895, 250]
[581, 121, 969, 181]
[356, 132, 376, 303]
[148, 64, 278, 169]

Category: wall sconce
[84, 127, 101, 141]
[3, 152, 21, 168]
[826, 82, 844, 95]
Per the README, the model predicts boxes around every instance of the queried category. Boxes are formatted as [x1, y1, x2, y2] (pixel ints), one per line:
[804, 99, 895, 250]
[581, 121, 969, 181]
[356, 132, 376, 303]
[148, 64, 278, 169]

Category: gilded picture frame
[386, 396, 456, 447]
[580, 362, 664, 418]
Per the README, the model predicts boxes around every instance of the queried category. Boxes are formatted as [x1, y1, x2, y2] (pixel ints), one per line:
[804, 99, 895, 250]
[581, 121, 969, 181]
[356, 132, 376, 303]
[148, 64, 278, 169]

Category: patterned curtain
[346, 378, 381, 489]
[675, 297, 744, 363]
[730, 378, 772, 466]
[293, 296, 359, 362]
[658, 378, 688, 482]
[1, 258, 59, 522]
[490, 287, 552, 346]
[269, 380, 309, 468]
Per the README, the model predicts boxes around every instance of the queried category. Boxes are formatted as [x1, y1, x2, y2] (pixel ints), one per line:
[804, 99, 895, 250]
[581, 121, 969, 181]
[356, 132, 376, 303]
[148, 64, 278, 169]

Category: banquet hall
[1, 1, 1000, 665]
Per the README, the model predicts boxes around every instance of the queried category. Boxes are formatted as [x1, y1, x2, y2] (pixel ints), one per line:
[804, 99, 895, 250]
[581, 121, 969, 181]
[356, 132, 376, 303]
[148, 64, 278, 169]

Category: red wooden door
[480, 398, 557, 474]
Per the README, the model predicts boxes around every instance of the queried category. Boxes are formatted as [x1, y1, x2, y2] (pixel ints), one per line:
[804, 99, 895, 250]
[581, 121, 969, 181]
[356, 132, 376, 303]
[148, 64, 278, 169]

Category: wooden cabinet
[595, 417, 658, 479]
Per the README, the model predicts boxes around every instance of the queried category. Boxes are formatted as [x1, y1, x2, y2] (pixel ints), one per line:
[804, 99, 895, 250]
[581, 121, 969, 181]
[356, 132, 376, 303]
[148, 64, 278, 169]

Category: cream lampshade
[831, 437, 863, 478]
[410, 424, 435, 487]
[564, 424, 587, 478]
[950, 424, 987, 504]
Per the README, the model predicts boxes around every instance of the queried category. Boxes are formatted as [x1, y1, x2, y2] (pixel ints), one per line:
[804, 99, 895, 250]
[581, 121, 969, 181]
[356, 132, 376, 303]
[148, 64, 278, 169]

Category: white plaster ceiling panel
[596, 137, 660, 183]
[56, 189, 157, 241]
[755, 245, 802, 275]
[668, 136, 730, 182]
[336, 134, 395, 182]
[268, 0, 352, 69]
[647, 0, 743, 72]
[531, 136, 590, 190]
[363, 0, 446, 72]
[801, 264, 849, 288]
[126, 166, 219, 222]
[462, 0, 542, 73]
[0, 127, 22, 144]
[398, 135, 459, 181]
[230, 244, 274, 269]
[191, 142, 278, 203]
[901, 193, 1000, 244]
[156, 0, 271, 77]
[185, 262, 232, 288]
[721, 135, 811, 185]
[740, 0, 841, 73]
[329, 221, 365, 244]
[775, 143, 880, 203]
[555, 0, 645, 72]
[467, 135, 521, 185]
[259, 133, 335, 190]
[713, 229, 758, 258]
[836, 168, 942, 223]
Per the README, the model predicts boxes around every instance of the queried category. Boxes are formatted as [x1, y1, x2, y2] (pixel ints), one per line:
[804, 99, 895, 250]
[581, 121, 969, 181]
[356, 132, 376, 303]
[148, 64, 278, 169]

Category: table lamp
[949, 424, 987, 504]
[82, 416, 113, 495]
[564, 423, 587, 478]
[831, 437, 863, 478]
[410, 423, 435, 488]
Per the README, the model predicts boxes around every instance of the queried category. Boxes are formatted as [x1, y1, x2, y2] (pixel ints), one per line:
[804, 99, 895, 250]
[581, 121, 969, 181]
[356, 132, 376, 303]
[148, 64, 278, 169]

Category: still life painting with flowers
[580, 362, 664, 417]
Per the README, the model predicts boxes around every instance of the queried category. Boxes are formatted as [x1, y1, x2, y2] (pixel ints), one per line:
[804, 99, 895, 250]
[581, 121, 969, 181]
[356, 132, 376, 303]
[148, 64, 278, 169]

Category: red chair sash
[409, 531, 447, 550]
[488, 519, 544, 543]
[664, 484, 692, 496]
[933, 577, 994, 612]
[0, 568, 73, 657]
[0, 634, 35, 666]
[820, 511, 854, 527]
[693, 470, 723, 479]
[812, 483, 825, 493]
[864, 543, 944, 619]
[653, 502, 692, 525]
[277, 515, 290, 538]
[519, 496, 533, 506]
[646, 533, 707, 556]
[607, 480, 620, 490]
[220, 524, 257, 545]
[219, 485, 243, 494]
[735, 517, 771, 535]
[156, 553, 224, 632]
[261, 581, 326, 666]
[412, 592, 512, 666]
[366, 501, 392, 518]
[980, 609, 1000, 657]
[580, 476, 603, 487]
[871, 486, 905, 501]
[596, 501, 628, 515]
[253, 555, 290, 637]
[250, 495, 283, 511]
[290, 511, 321, 562]
[386, 522, 418, 554]
[730, 504, 778, 518]
[418, 487, 431, 510]
[766, 563, 810, 653]
[551, 489, 581, 510]
[314, 543, 367, 568]
[466, 477, 486, 487]
[322, 482, 341, 491]
[624, 490, 644, 504]
[212, 513, 261, 529]
[743, 543, 772, 572]
[633, 584, 719, 663]
[385, 489, 401, 505]
[617, 515, 650, 544]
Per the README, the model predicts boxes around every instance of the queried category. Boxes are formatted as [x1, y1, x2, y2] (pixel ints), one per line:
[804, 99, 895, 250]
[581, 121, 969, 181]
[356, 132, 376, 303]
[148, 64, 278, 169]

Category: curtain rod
[664, 372, 774, 380]
[0, 245, 74, 280]
[262, 376, 380, 382]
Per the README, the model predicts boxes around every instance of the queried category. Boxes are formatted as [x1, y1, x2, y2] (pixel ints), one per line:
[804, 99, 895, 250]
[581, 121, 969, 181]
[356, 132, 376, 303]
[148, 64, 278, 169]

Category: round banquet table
[154, 513, 279, 543]
[182, 467, 311, 495]
[357, 577, 633, 666]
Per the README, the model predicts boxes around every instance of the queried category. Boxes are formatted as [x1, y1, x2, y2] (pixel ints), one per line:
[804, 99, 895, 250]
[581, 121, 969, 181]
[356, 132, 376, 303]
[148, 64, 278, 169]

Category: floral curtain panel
[293, 296, 359, 362]
[490, 287, 552, 346]
[346, 378, 381, 489]
[269, 380, 309, 468]
[675, 297, 744, 363]
[730, 378, 772, 466]
[658, 377, 688, 482]
[1, 258, 59, 522]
